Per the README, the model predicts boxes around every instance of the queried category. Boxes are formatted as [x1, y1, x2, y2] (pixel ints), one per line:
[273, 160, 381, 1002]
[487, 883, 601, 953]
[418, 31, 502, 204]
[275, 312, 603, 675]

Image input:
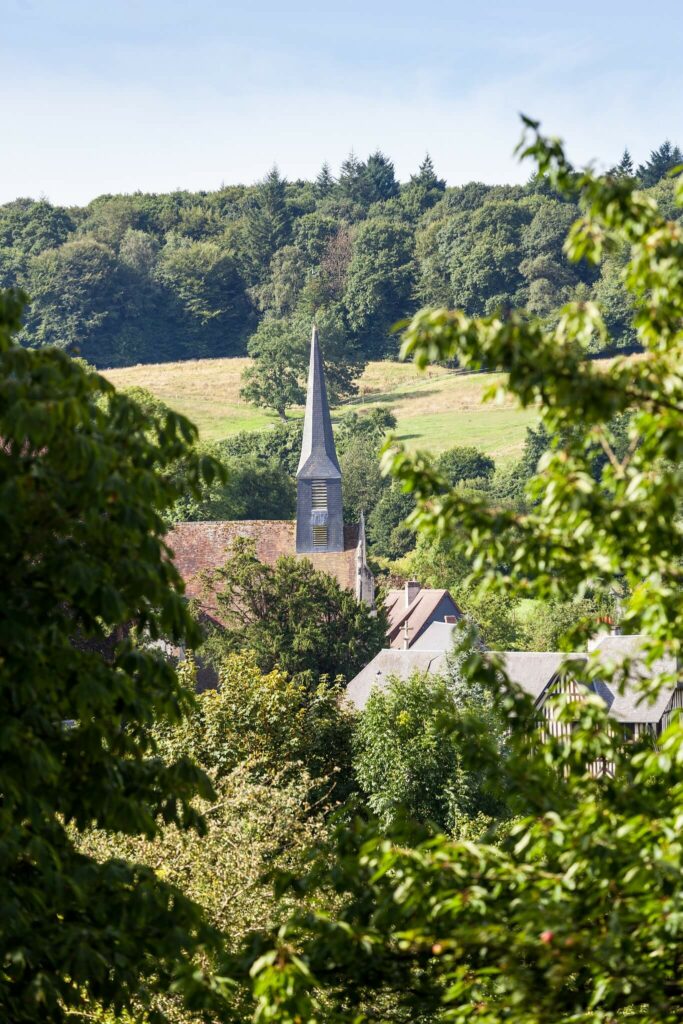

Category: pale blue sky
[1, 0, 681, 204]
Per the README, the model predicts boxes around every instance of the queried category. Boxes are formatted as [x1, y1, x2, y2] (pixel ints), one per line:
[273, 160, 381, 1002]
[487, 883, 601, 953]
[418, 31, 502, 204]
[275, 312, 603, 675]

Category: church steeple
[296, 326, 344, 553]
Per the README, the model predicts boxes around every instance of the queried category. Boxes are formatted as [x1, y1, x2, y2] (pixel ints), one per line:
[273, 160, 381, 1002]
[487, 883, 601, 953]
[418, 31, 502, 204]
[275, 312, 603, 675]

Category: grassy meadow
[103, 358, 539, 464]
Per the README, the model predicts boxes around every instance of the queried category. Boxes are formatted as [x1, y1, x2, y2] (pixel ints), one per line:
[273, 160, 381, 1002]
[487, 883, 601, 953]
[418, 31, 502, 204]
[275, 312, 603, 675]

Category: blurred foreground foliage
[240, 122, 683, 1023]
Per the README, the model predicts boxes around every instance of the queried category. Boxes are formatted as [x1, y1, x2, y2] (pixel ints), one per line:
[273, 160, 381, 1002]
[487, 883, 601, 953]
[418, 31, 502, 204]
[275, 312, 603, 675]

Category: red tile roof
[384, 587, 462, 649]
[167, 520, 361, 611]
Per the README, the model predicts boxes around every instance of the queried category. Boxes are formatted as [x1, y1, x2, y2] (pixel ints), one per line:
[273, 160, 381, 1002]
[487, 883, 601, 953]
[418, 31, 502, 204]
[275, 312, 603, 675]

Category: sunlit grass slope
[103, 358, 538, 464]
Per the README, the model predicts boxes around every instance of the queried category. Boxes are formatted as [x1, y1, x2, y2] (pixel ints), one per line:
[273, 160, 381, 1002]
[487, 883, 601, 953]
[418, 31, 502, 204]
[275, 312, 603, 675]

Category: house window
[312, 524, 328, 549]
[312, 480, 327, 509]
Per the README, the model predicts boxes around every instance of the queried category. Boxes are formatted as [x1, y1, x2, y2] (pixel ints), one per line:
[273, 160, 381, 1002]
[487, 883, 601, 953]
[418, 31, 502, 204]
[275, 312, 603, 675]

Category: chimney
[597, 614, 620, 636]
[405, 581, 420, 608]
[444, 614, 458, 624]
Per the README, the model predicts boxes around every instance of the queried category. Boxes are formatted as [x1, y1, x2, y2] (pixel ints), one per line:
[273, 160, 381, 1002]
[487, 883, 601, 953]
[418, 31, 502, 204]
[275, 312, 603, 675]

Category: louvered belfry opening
[311, 480, 329, 549]
[312, 480, 327, 510]
[296, 326, 344, 554]
[312, 524, 328, 549]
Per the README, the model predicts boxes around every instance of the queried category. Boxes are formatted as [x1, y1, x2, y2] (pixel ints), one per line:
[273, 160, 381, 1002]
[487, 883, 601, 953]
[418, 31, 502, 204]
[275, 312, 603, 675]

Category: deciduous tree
[353, 666, 505, 833]
[344, 218, 415, 357]
[0, 289, 225, 1022]
[436, 445, 495, 486]
[240, 318, 307, 420]
[202, 538, 387, 685]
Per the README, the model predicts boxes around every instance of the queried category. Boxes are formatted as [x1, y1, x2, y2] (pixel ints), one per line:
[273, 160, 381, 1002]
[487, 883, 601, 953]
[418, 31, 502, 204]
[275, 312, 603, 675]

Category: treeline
[1, 140, 681, 369]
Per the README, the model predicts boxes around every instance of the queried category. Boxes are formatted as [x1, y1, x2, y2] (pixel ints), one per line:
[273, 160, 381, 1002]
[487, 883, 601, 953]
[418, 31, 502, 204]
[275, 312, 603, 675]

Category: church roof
[168, 519, 361, 618]
[296, 326, 341, 480]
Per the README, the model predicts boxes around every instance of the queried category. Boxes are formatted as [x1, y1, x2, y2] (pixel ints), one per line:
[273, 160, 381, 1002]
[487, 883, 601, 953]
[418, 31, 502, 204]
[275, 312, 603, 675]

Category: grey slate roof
[588, 634, 680, 724]
[502, 637, 680, 724]
[499, 652, 579, 701]
[345, 649, 448, 710]
[296, 326, 341, 480]
[411, 620, 459, 651]
[345, 632, 681, 726]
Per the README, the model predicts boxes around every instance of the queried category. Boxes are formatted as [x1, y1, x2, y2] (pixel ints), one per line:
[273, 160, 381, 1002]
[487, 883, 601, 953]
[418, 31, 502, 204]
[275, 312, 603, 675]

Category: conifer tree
[314, 162, 335, 199]
[363, 150, 400, 203]
[637, 139, 683, 186]
[338, 150, 369, 205]
[609, 147, 634, 178]
[410, 152, 446, 191]
[403, 152, 446, 215]
[242, 166, 291, 284]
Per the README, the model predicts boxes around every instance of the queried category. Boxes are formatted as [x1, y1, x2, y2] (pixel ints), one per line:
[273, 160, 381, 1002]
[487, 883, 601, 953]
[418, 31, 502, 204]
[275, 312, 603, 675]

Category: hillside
[103, 358, 538, 463]
[3, 149, 680, 378]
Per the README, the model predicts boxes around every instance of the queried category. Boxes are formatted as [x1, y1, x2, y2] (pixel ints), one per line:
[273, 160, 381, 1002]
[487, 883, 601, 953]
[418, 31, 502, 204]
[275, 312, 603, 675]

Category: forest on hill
[1, 141, 682, 372]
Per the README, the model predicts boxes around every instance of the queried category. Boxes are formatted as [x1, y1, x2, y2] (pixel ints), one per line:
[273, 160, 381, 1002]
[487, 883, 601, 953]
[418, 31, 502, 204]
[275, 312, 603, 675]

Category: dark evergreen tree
[637, 140, 683, 187]
[410, 152, 446, 192]
[5, 133, 682, 370]
[314, 162, 335, 200]
[242, 166, 292, 284]
[338, 150, 369, 205]
[402, 153, 448, 217]
[363, 150, 400, 204]
[609, 147, 635, 178]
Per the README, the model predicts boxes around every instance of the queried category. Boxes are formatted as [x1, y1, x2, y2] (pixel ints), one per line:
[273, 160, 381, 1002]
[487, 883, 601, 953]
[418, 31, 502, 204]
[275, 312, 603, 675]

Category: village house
[346, 625, 683, 763]
[384, 581, 461, 649]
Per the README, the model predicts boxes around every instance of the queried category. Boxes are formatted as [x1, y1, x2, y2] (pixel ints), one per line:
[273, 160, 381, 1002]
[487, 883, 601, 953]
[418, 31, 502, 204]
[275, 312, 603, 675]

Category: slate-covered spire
[296, 325, 341, 479]
[296, 325, 344, 553]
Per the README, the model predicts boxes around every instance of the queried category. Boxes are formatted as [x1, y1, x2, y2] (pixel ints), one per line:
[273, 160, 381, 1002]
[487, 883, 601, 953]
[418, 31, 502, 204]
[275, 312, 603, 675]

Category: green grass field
[103, 358, 538, 464]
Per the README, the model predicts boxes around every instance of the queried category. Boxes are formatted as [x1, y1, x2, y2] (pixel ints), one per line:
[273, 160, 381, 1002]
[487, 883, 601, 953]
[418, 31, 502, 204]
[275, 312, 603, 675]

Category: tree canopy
[202, 537, 387, 685]
[0, 288, 226, 1021]
[353, 663, 505, 833]
[3, 140, 680, 372]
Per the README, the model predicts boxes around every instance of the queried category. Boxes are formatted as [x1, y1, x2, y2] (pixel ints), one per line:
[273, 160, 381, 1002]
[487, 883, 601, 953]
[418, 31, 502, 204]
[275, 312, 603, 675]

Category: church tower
[296, 326, 344, 553]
